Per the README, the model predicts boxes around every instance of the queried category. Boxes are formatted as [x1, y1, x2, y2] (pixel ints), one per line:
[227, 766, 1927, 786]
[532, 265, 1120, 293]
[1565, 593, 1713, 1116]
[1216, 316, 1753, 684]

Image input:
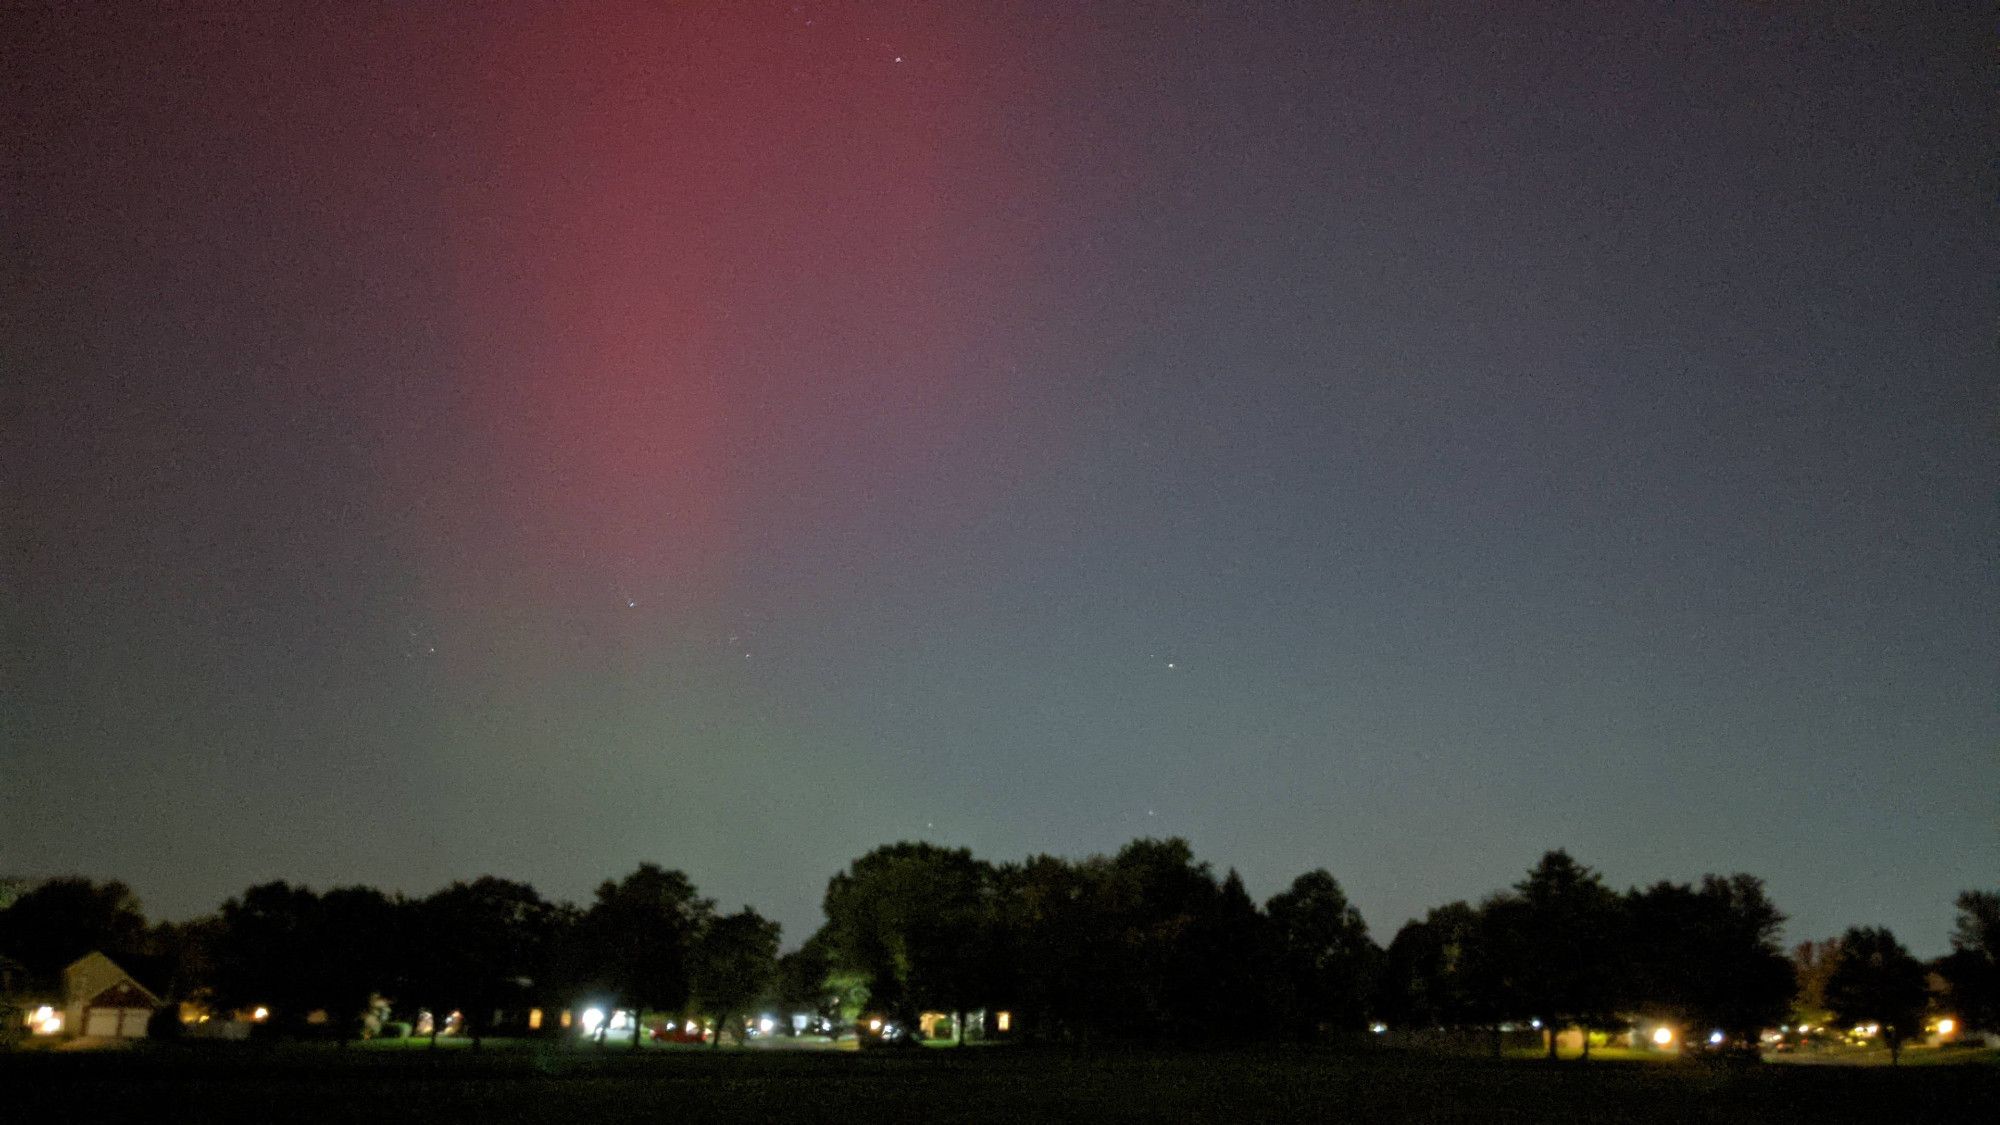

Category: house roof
[87, 981, 158, 1009]
[63, 951, 162, 1008]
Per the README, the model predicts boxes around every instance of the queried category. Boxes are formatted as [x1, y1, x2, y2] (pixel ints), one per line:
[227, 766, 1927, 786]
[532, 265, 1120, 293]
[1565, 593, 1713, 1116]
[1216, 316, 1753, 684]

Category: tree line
[0, 865, 772, 1049]
[2, 843, 1993, 1061]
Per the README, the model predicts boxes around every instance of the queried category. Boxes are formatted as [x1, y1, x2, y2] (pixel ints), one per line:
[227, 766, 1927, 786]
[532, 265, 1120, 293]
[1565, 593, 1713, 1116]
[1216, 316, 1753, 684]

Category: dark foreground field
[7, 1043, 1995, 1124]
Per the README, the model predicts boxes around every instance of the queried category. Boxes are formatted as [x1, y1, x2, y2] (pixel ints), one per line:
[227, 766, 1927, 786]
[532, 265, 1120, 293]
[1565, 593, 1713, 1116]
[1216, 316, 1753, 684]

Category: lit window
[528, 1008, 542, 1030]
[996, 1011, 1010, 1032]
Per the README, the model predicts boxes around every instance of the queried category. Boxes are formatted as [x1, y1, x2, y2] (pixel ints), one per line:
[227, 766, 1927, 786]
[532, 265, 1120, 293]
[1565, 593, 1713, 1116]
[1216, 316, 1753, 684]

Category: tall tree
[1380, 901, 1486, 1034]
[821, 842, 994, 1038]
[1092, 838, 1268, 1041]
[1791, 937, 1842, 1028]
[414, 877, 561, 1048]
[582, 864, 712, 1049]
[992, 854, 1104, 1042]
[148, 915, 224, 1013]
[1266, 870, 1378, 1039]
[1825, 926, 1928, 1064]
[691, 907, 781, 1047]
[1200, 869, 1276, 1042]
[213, 881, 322, 1030]
[774, 930, 846, 1028]
[0, 877, 148, 989]
[1938, 890, 1999, 1032]
[1508, 851, 1622, 1059]
[1625, 875, 1794, 1042]
[1472, 893, 1536, 1056]
[313, 886, 402, 1040]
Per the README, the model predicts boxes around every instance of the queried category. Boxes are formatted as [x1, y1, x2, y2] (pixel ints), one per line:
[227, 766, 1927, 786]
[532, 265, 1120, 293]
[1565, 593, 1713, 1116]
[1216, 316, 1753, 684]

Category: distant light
[1529, 1019, 1541, 1030]
[253, 1007, 269, 1022]
[31, 1006, 61, 1035]
[1937, 1018, 1956, 1035]
[1652, 1027, 1673, 1047]
[996, 1011, 1011, 1032]
[1370, 1022, 1387, 1035]
[758, 1017, 775, 1034]
[1708, 1031, 1724, 1046]
[582, 1008, 606, 1033]
[869, 1018, 882, 1032]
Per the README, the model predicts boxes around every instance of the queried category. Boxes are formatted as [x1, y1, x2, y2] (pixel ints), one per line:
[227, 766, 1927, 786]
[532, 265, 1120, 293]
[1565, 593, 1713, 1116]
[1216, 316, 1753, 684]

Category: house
[64, 951, 161, 1039]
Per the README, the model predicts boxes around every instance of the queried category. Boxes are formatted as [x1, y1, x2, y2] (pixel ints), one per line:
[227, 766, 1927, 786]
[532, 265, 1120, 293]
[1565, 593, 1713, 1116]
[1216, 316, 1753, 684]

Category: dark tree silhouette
[773, 930, 839, 1027]
[213, 882, 323, 1031]
[1380, 901, 1485, 1034]
[1790, 937, 1842, 1028]
[1625, 875, 1794, 1043]
[1825, 926, 1928, 1064]
[581, 864, 712, 1049]
[14, 842, 1863, 1059]
[147, 915, 224, 1013]
[691, 907, 781, 1046]
[821, 842, 993, 1039]
[1094, 838, 1269, 1041]
[0, 877, 148, 989]
[1200, 869, 1275, 1043]
[414, 877, 561, 1048]
[312, 886, 401, 1040]
[1504, 851, 1622, 1059]
[993, 854, 1104, 1042]
[1938, 890, 1999, 1032]
[1266, 870, 1378, 1039]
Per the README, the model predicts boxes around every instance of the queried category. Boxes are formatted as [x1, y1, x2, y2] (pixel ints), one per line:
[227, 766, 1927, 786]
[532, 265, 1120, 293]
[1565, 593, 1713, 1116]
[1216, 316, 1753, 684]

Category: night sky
[5, 2, 1992, 955]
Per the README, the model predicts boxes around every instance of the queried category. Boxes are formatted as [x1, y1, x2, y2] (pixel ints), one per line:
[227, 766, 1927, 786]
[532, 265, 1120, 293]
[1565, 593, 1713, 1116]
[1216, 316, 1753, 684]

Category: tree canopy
[1825, 926, 1928, 1064]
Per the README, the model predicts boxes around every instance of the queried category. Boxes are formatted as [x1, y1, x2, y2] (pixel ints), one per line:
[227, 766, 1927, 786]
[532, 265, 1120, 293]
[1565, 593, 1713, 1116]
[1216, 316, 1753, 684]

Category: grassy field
[5, 1040, 1995, 1123]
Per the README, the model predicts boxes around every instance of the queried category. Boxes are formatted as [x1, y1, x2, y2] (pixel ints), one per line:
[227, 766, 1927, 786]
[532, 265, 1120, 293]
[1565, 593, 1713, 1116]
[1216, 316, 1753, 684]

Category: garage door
[85, 1008, 121, 1037]
[118, 1008, 152, 1037]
